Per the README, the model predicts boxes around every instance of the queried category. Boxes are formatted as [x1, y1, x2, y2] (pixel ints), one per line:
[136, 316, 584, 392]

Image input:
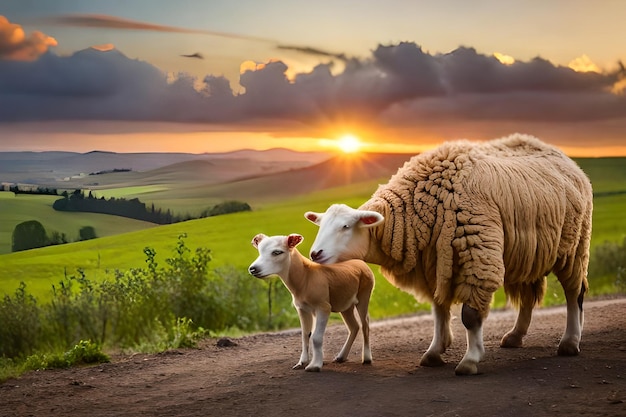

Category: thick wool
[360, 134, 592, 313]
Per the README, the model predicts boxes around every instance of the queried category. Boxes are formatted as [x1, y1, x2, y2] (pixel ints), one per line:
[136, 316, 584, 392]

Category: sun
[337, 134, 362, 154]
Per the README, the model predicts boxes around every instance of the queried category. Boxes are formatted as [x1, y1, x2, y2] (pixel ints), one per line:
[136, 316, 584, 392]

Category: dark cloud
[0, 15, 57, 61]
[277, 44, 348, 61]
[34, 14, 275, 43]
[0, 40, 624, 136]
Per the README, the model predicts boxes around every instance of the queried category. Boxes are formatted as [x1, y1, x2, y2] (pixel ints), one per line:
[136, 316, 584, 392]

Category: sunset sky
[1, 0, 625, 156]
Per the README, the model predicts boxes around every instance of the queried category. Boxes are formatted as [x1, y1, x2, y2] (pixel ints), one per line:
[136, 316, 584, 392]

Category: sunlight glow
[337, 134, 362, 153]
[568, 54, 600, 73]
[494, 52, 515, 65]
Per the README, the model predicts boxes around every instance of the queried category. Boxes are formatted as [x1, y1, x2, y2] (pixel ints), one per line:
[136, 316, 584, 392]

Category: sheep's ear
[251, 233, 267, 248]
[287, 234, 303, 249]
[357, 211, 384, 228]
[304, 211, 322, 225]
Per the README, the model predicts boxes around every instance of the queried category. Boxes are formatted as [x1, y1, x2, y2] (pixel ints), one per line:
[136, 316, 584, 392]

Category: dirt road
[2, 297, 625, 417]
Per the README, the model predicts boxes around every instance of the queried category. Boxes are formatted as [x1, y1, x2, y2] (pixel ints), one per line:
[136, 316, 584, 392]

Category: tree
[12, 220, 48, 252]
[78, 226, 97, 241]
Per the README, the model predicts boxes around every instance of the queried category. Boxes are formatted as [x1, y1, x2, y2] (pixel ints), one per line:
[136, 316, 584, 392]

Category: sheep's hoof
[419, 352, 445, 367]
[500, 332, 524, 348]
[454, 361, 479, 376]
[333, 356, 346, 363]
[557, 341, 580, 356]
[362, 359, 372, 365]
[305, 365, 321, 372]
[292, 362, 306, 370]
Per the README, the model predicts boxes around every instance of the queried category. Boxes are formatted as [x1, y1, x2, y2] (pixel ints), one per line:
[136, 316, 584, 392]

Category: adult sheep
[305, 134, 592, 375]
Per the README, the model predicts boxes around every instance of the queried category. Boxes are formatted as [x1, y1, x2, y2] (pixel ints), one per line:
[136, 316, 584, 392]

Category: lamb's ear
[287, 234, 304, 249]
[251, 233, 267, 248]
[357, 211, 384, 228]
[304, 211, 322, 225]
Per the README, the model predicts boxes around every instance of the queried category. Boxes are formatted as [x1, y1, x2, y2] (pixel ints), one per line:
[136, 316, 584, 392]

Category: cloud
[0, 15, 57, 61]
[0, 40, 624, 149]
[34, 14, 275, 43]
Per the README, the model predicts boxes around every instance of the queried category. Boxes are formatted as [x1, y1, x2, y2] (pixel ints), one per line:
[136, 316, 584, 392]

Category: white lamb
[248, 233, 375, 372]
[305, 134, 593, 375]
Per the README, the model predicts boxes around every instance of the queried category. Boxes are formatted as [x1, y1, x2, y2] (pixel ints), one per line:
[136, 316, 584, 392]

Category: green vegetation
[1, 157, 625, 381]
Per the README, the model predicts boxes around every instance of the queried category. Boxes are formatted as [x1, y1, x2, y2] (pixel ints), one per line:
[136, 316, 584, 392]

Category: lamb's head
[248, 233, 303, 278]
[305, 204, 384, 264]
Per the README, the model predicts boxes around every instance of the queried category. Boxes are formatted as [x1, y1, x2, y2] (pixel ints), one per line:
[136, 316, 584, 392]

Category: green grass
[0, 192, 158, 254]
[1, 158, 625, 321]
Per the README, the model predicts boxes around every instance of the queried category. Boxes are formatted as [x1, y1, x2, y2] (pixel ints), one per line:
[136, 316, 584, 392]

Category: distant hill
[0, 149, 329, 187]
[198, 152, 414, 202]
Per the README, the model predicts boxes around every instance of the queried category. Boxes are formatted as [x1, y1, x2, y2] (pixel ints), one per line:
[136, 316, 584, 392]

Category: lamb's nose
[248, 266, 258, 275]
[310, 250, 323, 262]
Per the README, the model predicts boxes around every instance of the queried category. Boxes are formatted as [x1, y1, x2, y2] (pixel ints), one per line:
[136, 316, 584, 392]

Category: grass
[0, 192, 158, 254]
[1, 158, 625, 320]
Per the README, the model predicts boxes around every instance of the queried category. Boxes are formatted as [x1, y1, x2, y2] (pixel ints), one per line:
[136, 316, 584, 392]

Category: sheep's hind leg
[420, 302, 452, 367]
[334, 307, 360, 363]
[455, 303, 485, 376]
[557, 282, 586, 356]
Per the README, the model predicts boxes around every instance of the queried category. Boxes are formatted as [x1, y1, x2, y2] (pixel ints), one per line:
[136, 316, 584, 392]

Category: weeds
[0, 234, 296, 381]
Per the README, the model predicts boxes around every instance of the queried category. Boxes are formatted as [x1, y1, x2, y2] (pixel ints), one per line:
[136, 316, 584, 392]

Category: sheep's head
[248, 233, 303, 278]
[305, 204, 383, 264]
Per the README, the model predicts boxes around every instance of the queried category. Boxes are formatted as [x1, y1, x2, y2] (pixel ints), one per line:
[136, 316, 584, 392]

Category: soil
[2, 297, 625, 417]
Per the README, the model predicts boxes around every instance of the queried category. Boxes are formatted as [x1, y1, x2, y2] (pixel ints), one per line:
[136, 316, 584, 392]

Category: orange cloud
[0, 15, 57, 61]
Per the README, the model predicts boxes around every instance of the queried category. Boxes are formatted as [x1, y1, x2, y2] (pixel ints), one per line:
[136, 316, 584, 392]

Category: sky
[0, 0, 625, 156]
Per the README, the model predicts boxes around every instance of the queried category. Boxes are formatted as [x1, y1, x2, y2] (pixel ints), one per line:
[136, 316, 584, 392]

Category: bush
[0, 234, 295, 368]
[589, 236, 626, 290]
[11, 220, 48, 252]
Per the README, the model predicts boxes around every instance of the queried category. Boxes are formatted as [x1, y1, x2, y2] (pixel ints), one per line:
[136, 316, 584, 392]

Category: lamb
[248, 233, 375, 372]
[305, 134, 593, 375]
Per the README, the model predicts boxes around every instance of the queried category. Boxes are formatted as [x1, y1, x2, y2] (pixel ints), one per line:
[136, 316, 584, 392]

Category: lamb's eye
[271, 250, 283, 256]
[342, 224, 350, 230]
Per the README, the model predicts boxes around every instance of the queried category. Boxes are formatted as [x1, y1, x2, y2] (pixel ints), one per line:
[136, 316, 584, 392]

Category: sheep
[305, 134, 593, 375]
[248, 233, 375, 372]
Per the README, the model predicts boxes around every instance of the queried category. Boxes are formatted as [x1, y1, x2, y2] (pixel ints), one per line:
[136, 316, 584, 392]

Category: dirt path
[2, 298, 626, 417]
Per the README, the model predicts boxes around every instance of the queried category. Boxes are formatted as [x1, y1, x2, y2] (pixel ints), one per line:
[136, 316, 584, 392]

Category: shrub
[589, 236, 626, 290]
[11, 220, 48, 252]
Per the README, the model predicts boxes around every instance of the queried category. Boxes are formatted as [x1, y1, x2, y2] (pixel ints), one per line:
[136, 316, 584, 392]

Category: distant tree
[12, 220, 48, 252]
[206, 201, 252, 217]
[78, 226, 97, 241]
[48, 231, 69, 246]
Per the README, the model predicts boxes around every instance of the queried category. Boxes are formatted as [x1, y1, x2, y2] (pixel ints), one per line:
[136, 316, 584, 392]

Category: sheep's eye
[342, 224, 350, 230]
[271, 250, 283, 256]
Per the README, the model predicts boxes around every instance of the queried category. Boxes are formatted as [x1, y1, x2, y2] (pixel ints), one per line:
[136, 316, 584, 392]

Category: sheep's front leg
[334, 307, 359, 363]
[294, 308, 313, 370]
[306, 309, 330, 372]
[420, 302, 452, 367]
[455, 303, 485, 376]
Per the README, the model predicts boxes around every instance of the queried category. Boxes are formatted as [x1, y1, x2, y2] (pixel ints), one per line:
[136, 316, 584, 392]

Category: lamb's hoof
[454, 361, 479, 376]
[419, 352, 445, 367]
[500, 332, 524, 348]
[292, 362, 306, 370]
[557, 341, 580, 356]
[333, 356, 346, 363]
[305, 365, 321, 372]
[362, 359, 372, 365]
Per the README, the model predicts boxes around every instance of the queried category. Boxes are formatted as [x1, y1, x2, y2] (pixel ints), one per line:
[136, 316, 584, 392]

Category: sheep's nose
[310, 250, 323, 262]
[248, 266, 258, 275]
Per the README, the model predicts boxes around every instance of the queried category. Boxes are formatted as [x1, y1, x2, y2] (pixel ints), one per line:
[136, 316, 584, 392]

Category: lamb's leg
[356, 296, 372, 364]
[455, 303, 485, 376]
[334, 307, 359, 363]
[294, 308, 313, 370]
[306, 310, 330, 372]
[419, 302, 452, 367]
[501, 280, 545, 348]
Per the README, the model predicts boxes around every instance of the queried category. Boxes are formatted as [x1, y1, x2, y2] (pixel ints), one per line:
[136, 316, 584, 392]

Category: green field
[1, 158, 625, 321]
